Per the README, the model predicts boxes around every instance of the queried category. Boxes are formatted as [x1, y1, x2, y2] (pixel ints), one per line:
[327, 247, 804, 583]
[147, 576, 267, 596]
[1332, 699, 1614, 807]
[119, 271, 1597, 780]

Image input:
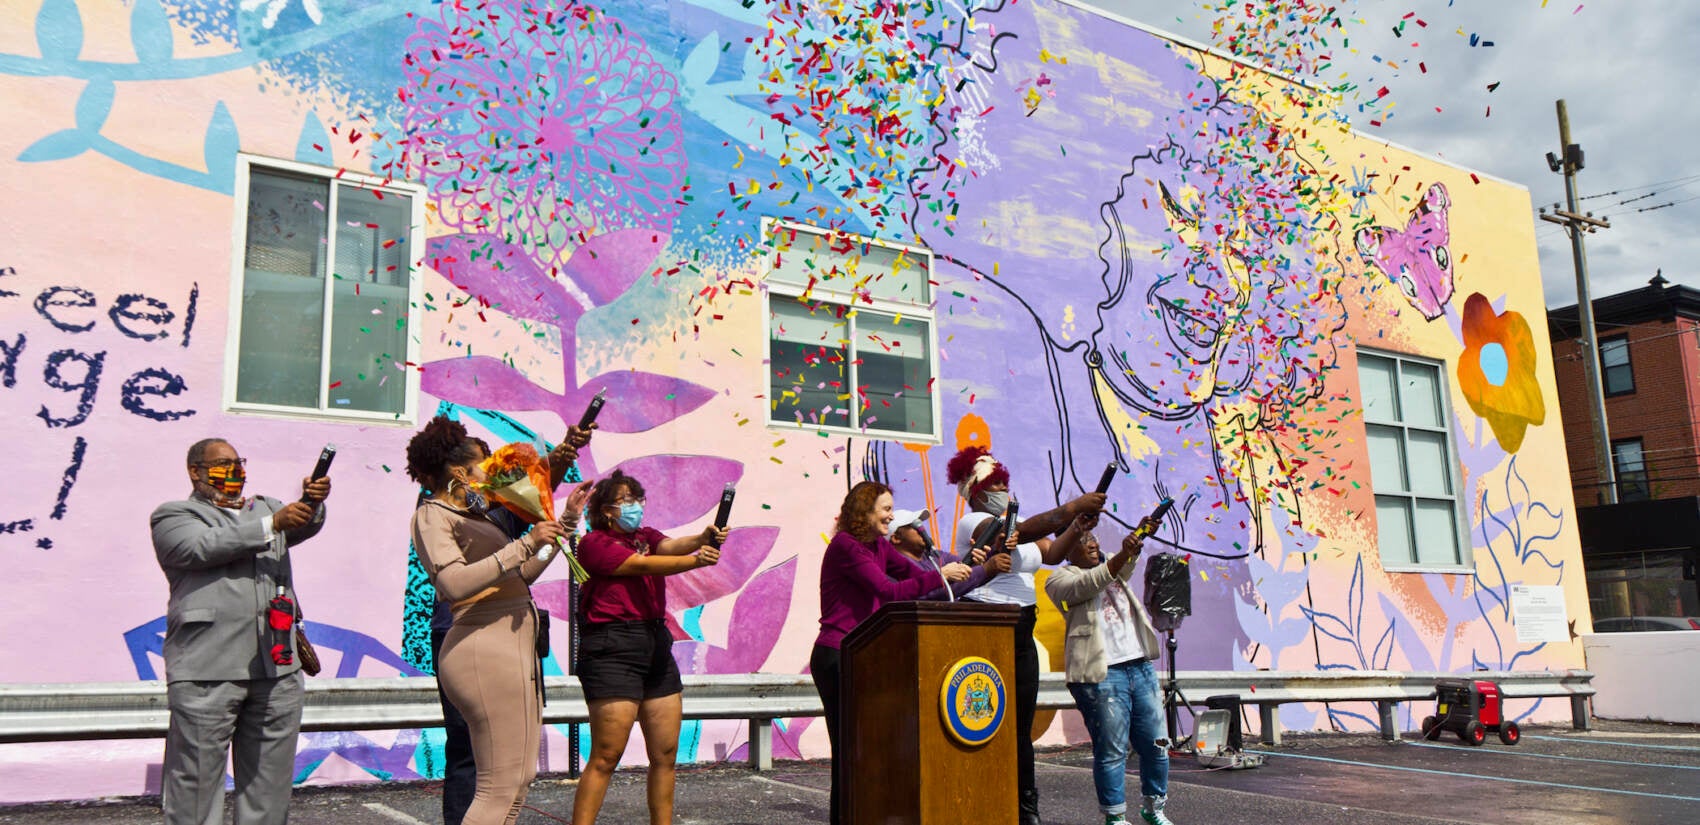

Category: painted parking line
[1246, 750, 1700, 803]
[362, 802, 431, 824]
[751, 774, 829, 797]
[1525, 734, 1700, 752]
[1405, 739, 1700, 769]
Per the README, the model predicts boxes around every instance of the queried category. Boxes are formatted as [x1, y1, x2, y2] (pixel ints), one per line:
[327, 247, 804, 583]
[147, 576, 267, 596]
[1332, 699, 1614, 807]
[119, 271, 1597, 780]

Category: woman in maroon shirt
[570, 470, 726, 825]
[810, 481, 971, 825]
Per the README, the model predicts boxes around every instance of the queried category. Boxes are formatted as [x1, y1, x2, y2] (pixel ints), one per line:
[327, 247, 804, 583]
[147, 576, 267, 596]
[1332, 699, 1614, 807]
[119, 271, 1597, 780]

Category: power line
[1578, 172, 1700, 202]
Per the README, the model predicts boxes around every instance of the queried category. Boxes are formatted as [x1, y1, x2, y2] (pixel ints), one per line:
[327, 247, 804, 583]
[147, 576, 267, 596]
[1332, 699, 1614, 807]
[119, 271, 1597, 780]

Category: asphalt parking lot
[2, 719, 1696, 824]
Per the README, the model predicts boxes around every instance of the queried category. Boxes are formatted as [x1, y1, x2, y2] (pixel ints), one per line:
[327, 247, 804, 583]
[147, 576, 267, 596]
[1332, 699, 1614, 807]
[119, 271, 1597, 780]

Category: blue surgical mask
[616, 502, 644, 531]
[463, 489, 489, 515]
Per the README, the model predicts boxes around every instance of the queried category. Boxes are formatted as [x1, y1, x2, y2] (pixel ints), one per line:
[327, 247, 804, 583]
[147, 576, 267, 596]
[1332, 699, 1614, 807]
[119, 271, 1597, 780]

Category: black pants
[1013, 605, 1040, 805]
[809, 644, 843, 825]
[432, 627, 477, 825]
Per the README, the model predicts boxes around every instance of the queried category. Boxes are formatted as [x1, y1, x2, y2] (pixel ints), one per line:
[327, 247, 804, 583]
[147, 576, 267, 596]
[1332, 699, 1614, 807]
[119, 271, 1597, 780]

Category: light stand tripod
[1160, 625, 1196, 747]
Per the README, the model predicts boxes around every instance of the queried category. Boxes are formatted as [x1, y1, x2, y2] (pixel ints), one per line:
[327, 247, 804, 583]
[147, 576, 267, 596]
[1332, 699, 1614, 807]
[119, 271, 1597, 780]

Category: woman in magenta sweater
[811, 481, 971, 825]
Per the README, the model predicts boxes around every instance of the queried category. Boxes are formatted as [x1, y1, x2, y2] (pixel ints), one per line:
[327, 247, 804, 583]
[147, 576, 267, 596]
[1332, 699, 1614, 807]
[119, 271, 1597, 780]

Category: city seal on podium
[939, 656, 1006, 747]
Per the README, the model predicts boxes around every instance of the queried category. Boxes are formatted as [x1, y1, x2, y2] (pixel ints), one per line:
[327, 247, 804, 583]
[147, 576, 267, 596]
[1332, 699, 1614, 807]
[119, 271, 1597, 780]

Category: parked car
[1591, 616, 1700, 632]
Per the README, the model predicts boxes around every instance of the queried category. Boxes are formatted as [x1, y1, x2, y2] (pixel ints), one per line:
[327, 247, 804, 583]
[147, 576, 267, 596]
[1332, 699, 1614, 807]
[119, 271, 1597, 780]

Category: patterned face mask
[203, 463, 247, 505]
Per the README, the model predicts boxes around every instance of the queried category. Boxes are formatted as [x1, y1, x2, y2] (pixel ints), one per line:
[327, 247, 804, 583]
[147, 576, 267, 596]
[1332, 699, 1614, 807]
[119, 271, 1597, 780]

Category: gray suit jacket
[151, 493, 326, 683]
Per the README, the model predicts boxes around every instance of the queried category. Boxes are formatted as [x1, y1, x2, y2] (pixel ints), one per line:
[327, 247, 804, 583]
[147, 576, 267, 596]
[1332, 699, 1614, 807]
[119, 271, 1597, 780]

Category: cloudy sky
[1075, 0, 1697, 308]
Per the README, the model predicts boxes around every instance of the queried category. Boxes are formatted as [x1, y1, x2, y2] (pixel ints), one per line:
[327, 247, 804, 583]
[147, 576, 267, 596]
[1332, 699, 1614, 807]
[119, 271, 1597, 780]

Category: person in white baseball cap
[887, 507, 1011, 601]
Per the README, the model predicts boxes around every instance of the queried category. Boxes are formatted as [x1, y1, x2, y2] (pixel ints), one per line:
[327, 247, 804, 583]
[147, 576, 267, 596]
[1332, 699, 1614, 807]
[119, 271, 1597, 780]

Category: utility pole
[1538, 99, 1616, 504]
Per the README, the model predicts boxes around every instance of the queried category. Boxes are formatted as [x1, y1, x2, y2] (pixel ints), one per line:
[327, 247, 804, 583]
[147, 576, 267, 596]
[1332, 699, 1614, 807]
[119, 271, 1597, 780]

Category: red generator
[1422, 678, 1520, 746]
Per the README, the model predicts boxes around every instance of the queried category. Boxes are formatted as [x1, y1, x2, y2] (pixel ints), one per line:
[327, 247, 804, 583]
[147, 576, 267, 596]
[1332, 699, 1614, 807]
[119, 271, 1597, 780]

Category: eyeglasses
[195, 458, 247, 470]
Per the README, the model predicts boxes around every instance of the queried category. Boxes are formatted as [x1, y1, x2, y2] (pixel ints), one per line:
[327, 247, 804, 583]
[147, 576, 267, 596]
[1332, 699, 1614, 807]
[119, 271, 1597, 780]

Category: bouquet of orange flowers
[478, 443, 590, 584]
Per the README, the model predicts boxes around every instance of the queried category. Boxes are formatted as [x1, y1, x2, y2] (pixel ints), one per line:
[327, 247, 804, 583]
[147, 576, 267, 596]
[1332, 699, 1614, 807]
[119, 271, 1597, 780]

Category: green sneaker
[1105, 815, 1129, 825]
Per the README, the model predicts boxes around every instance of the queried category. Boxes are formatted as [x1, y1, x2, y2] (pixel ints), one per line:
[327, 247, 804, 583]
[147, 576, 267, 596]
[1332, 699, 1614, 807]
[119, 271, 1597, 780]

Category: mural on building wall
[0, 0, 1584, 801]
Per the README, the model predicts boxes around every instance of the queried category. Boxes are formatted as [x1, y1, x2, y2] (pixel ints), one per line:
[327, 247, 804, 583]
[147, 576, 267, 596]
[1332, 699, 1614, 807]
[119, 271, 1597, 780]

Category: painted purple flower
[399, 0, 685, 268]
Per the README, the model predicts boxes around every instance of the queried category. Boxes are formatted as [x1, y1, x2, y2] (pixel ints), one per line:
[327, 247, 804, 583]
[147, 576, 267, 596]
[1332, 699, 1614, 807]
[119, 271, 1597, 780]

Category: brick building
[1549, 273, 1700, 623]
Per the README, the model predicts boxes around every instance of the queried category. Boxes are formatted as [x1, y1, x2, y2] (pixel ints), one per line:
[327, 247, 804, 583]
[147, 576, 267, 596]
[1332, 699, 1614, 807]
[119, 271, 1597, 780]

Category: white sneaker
[1140, 795, 1176, 825]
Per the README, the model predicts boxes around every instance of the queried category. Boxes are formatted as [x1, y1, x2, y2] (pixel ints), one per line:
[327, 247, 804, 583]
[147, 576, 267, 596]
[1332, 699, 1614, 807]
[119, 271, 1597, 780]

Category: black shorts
[576, 619, 683, 702]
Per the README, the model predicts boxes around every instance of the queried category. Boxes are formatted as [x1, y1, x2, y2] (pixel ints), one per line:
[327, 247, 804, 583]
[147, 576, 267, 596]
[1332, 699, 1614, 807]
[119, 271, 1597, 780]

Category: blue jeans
[1068, 659, 1168, 815]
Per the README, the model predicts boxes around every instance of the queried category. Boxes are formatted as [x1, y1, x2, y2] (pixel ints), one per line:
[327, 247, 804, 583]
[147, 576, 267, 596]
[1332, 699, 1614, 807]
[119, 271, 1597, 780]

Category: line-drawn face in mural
[1355, 183, 1454, 321]
[1086, 130, 1348, 540]
[907, 0, 1347, 581]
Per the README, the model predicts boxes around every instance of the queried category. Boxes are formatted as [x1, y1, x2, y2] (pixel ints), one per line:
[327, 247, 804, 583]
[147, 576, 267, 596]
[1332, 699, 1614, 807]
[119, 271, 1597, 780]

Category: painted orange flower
[1457, 293, 1546, 453]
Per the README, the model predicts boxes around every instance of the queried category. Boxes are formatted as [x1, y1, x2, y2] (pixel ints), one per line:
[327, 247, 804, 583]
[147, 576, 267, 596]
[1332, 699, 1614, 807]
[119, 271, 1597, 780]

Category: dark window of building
[1600, 336, 1634, 396]
[1612, 438, 1649, 501]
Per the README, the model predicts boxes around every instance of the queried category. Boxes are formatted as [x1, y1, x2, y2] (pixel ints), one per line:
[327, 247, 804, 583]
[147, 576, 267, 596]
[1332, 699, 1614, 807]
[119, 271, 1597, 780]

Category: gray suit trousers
[163, 673, 305, 825]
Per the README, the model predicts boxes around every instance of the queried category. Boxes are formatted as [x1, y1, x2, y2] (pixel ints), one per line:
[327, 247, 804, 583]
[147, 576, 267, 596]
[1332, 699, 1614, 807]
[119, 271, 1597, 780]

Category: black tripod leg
[1162, 630, 1196, 747]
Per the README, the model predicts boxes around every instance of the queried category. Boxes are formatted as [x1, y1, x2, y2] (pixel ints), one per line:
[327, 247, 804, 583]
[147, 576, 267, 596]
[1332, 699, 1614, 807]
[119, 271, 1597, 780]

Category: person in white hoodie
[1043, 517, 1177, 825]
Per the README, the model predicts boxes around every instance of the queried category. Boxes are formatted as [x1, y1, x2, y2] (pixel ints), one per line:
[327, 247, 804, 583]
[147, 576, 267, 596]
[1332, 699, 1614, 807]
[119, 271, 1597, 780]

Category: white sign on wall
[1511, 585, 1570, 644]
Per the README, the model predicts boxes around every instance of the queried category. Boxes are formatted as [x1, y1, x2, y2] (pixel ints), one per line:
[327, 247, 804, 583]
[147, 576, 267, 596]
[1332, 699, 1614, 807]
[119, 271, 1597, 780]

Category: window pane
[1605, 363, 1634, 395]
[1614, 440, 1649, 501]
[766, 226, 828, 288]
[1359, 354, 1399, 422]
[237, 170, 328, 408]
[767, 225, 928, 306]
[856, 243, 930, 305]
[1406, 430, 1454, 496]
[1366, 424, 1407, 494]
[769, 299, 850, 429]
[1601, 339, 1634, 394]
[1600, 338, 1629, 368]
[1376, 496, 1414, 566]
[856, 312, 932, 436]
[1413, 499, 1461, 565]
[326, 186, 411, 414]
[1400, 361, 1443, 429]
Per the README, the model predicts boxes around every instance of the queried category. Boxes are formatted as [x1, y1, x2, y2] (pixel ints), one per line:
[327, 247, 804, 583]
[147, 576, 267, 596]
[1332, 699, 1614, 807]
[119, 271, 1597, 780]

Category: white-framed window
[224, 155, 426, 423]
[1359, 349, 1470, 570]
[760, 218, 940, 443]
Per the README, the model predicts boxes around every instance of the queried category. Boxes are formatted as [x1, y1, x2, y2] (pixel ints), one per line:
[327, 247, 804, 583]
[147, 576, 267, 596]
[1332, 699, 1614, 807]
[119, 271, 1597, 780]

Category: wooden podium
[840, 601, 1021, 825]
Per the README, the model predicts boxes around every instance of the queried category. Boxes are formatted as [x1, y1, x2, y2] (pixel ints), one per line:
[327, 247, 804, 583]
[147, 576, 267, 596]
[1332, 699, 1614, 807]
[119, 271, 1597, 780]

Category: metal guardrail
[0, 669, 1592, 766]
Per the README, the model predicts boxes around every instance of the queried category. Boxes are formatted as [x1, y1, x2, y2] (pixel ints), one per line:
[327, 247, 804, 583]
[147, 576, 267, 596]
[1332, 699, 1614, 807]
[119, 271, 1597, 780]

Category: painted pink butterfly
[1356, 183, 1453, 320]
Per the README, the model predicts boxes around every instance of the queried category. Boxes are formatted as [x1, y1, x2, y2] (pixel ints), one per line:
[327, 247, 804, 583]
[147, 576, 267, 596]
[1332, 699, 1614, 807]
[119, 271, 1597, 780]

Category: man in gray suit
[151, 438, 331, 825]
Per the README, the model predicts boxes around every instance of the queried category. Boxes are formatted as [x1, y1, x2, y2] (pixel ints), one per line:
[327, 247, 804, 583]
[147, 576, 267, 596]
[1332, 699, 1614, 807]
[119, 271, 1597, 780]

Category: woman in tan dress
[405, 416, 589, 825]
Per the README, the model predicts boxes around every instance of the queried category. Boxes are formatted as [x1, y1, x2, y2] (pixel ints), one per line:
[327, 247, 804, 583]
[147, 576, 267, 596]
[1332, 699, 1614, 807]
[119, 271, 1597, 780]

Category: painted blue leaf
[203, 101, 239, 192]
[1371, 617, 1396, 670]
[17, 128, 88, 163]
[35, 0, 83, 62]
[130, 0, 173, 62]
[295, 111, 332, 165]
[1299, 605, 1355, 644]
[680, 32, 721, 86]
[73, 79, 113, 132]
[1378, 592, 1435, 671]
[1348, 553, 1364, 637]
